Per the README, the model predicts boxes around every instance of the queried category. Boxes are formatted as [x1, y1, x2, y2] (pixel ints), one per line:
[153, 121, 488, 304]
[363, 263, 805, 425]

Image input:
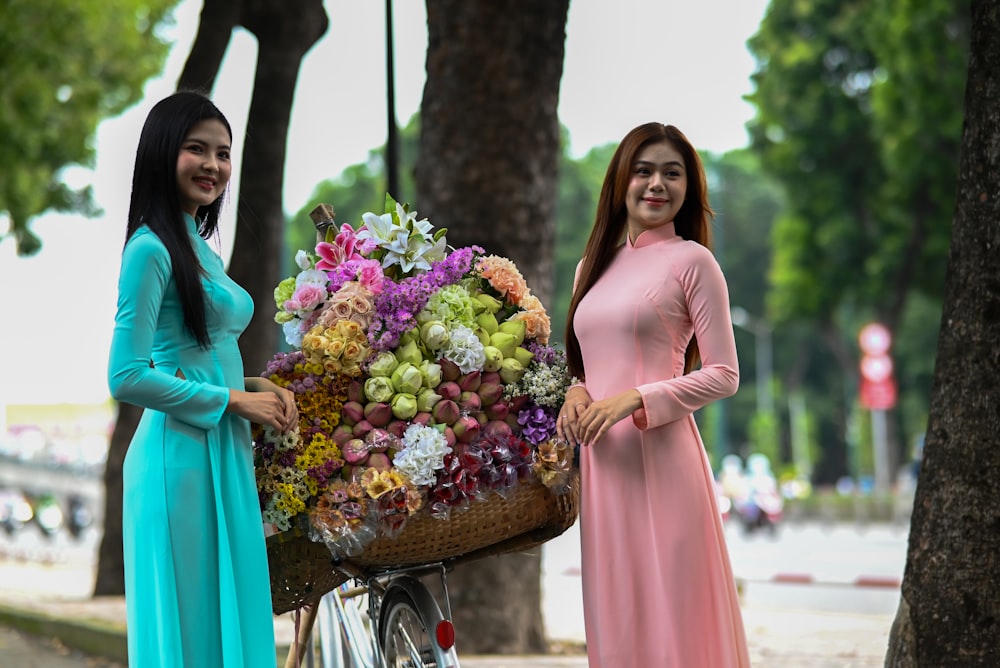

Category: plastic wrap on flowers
[257, 197, 578, 599]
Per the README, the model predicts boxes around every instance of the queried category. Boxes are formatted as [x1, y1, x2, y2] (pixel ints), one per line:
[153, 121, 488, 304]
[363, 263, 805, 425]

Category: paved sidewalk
[0, 533, 894, 667]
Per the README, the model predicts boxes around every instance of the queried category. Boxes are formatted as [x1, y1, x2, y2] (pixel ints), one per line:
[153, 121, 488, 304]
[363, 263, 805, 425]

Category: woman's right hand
[557, 386, 592, 445]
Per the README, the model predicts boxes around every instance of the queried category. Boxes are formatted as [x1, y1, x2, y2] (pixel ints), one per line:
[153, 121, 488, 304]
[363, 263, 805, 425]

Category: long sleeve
[107, 231, 230, 431]
[632, 247, 739, 430]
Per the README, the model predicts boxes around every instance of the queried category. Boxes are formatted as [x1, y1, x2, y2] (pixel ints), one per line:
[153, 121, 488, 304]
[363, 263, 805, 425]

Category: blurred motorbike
[31, 493, 64, 538]
[65, 494, 93, 540]
[0, 489, 34, 535]
[733, 454, 783, 535]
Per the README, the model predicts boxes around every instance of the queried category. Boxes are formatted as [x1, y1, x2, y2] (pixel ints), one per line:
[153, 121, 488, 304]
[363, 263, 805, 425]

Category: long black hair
[126, 91, 233, 349]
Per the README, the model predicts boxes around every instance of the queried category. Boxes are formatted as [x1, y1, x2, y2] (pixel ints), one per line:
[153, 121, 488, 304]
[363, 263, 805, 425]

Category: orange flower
[477, 255, 529, 305]
[511, 293, 551, 344]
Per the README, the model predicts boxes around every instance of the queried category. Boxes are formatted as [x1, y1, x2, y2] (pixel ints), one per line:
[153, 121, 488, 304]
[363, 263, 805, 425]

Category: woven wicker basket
[267, 473, 579, 614]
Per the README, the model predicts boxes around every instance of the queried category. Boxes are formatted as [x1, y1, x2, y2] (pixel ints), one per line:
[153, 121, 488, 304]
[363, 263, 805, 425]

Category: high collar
[183, 213, 200, 235]
[626, 222, 679, 250]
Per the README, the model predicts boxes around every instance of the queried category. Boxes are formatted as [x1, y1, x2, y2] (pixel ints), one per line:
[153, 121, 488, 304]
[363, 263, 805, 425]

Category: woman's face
[624, 141, 687, 243]
[176, 118, 232, 217]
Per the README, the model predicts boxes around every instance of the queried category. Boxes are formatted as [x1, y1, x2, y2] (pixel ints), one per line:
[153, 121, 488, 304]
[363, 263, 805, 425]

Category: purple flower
[517, 405, 557, 445]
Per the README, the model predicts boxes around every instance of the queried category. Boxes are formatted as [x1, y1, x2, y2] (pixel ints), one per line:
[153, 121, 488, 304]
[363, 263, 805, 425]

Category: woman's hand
[575, 389, 643, 447]
[231, 378, 299, 433]
[557, 386, 592, 445]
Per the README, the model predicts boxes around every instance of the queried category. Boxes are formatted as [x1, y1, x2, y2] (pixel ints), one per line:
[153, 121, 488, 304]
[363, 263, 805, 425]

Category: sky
[0, 0, 770, 407]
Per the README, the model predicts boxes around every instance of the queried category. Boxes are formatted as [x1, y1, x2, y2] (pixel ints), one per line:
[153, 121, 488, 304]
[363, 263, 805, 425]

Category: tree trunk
[885, 2, 1000, 664]
[416, 0, 569, 654]
[177, 0, 242, 91]
[93, 402, 141, 596]
[231, 0, 328, 378]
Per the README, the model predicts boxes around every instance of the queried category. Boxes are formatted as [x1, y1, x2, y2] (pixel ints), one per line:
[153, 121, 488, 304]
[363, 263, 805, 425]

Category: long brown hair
[565, 123, 715, 378]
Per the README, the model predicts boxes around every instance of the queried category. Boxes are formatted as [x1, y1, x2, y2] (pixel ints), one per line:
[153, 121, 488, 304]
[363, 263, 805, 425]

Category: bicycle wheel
[378, 576, 460, 668]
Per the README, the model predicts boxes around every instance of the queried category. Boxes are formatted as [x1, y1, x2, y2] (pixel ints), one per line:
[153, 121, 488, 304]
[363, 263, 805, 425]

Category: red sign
[860, 378, 897, 410]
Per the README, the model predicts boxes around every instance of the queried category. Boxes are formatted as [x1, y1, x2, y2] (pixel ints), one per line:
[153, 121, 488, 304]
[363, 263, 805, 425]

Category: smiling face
[176, 118, 232, 217]
[624, 140, 687, 244]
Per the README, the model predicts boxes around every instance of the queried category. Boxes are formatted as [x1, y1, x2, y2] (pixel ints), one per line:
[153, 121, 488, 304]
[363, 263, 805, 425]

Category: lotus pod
[457, 370, 482, 392]
[342, 439, 371, 466]
[341, 401, 365, 426]
[364, 402, 392, 427]
[477, 381, 503, 406]
[432, 399, 461, 426]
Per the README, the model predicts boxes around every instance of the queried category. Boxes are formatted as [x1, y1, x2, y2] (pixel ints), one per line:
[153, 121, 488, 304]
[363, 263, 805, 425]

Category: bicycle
[285, 558, 460, 668]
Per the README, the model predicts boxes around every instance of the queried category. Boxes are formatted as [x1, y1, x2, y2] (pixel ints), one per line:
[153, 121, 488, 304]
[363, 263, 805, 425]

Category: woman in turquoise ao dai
[108, 91, 297, 667]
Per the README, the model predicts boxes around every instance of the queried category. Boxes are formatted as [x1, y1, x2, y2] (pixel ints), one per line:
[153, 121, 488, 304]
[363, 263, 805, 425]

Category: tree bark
[231, 0, 328, 378]
[885, 1, 1000, 664]
[416, 0, 570, 653]
[93, 402, 141, 596]
[177, 0, 242, 92]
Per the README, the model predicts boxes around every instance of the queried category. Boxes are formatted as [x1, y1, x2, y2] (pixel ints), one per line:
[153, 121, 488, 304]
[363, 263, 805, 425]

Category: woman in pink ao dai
[558, 123, 751, 667]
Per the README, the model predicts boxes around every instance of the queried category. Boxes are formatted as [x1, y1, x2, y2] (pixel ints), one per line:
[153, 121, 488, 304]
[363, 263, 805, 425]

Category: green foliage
[0, 0, 179, 255]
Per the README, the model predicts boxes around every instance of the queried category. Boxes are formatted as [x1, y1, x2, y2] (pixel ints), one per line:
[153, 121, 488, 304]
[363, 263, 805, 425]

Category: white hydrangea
[393, 424, 452, 486]
[441, 324, 486, 373]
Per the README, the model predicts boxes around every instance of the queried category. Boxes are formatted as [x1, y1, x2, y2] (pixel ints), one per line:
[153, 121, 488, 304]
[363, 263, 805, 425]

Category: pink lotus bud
[411, 411, 433, 426]
[443, 426, 457, 447]
[485, 401, 509, 421]
[458, 391, 482, 413]
[439, 357, 461, 381]
[437, 381, 461, 401]
[504, 413, 523, 434]
[482, 420, 513, 438]
[432, 399, 460, 425]
[332, 424, 355, 446]
[481, 371, 502, 386]
[477, 381, 503, 406]
[341, 401, 365, 425]
[367, 452, 392, 471]
[458, 370, 482, 392]
[347, 380, 366, 404]
[365, 428, 396, 453]
[452, 415, 481, 443]
[342, 439, 371, 466]
[364, 402, 392, 427]
[352, 420, 373, 439]
[386, 420, 408, 439]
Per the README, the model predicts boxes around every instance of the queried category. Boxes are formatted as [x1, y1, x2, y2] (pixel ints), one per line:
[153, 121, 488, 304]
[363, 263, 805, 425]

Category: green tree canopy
[0, 0, 178, 256]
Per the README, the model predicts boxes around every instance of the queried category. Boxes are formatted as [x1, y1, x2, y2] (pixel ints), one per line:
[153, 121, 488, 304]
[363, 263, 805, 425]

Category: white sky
[0, 0, 769, 406]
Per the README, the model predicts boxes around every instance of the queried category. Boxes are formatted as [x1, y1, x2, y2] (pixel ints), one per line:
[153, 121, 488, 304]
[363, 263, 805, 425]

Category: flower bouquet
[254, 196, 577, 575]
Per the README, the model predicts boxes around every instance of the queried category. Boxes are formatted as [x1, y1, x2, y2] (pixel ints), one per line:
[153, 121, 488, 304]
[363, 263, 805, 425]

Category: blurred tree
[0, 0, 178, 255]
[885, 0, 1000, 661]
[95, 0, 328, 597]
[415, 0, 570, 653]
[746, 0, 970, 481]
